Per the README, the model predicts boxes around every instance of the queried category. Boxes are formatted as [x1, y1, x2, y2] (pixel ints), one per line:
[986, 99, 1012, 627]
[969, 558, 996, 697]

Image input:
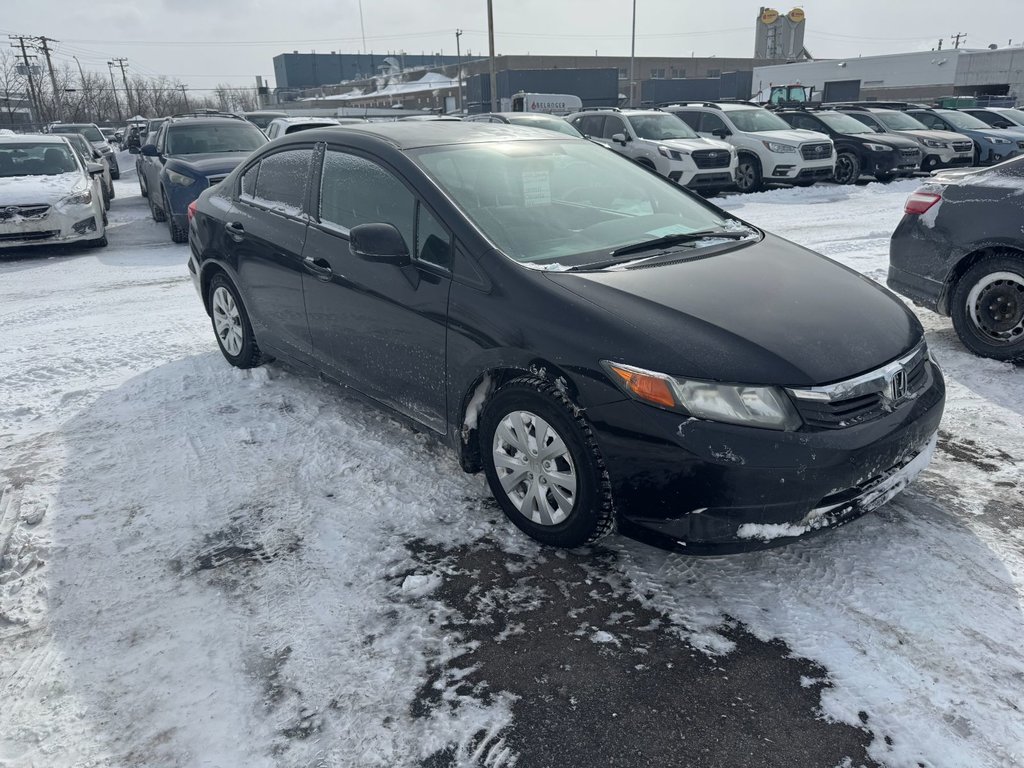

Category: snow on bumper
[0, 200, 104, 248]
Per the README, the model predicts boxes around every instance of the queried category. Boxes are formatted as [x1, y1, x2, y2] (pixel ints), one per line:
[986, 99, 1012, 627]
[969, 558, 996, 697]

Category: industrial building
[753, 47, 1024, 104]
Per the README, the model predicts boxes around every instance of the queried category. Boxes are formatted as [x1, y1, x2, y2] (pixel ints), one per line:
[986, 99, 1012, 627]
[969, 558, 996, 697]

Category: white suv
[567, 109, 738, 195]
[665, 103, 836, 193]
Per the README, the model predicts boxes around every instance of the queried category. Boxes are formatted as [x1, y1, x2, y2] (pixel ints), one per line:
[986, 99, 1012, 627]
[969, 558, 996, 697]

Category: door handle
[225, 221, 245, 242]
[303, 256, 334, 281]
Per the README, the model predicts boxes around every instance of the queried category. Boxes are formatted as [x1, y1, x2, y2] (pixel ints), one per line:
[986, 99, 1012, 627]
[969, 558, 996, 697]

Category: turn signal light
[607, 364, 677, 409]
[187, 200, 198, 222]
[904, 191, 941, 216]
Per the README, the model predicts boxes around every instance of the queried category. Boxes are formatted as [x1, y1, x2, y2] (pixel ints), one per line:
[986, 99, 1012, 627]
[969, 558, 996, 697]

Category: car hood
[0, 172, 86, 205]
[544, 235, 922, 387]
[755, 129, 831, 145]
[660, 137, 734, 153]
[895, 129, 971, 144]
[164, 153, 251, 176]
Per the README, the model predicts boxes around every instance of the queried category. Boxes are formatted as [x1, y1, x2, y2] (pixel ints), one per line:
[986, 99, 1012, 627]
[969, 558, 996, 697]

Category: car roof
[271, 116, 339, 124]
[278, 121, 570, 150]
[166, 116, 251, 126]
[0, 133, 74, 145]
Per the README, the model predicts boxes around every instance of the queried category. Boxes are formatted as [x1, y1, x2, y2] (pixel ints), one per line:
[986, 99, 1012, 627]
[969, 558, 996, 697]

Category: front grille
[899, 148, 921, 160]
[791, 351, 930, 430]
[207, 175, 228, 187]
[800, 142, 833, 160]
[691, 149, 731, 169]
[0, 204, 50, 220]
[952, 140, 973, 152]
[0, 230, 59, 242]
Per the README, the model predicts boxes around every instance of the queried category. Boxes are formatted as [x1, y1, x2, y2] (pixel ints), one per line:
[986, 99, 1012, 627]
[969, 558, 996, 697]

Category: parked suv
[960, 107, 1024, 133]
[776, 108, 921, 184]
[48, 122, 120, 178]
[664, 103, 834, 193]
[905, 107, 1023, 166]
[140, 113, 267, 243]
[836, 107, 973, 172]
[567, 108, 738, 194]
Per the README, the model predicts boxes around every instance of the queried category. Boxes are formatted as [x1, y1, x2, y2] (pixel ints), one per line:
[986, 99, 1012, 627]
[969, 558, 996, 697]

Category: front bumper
[587, 363, 945, 553]
[867, 148, 921, 176]
[922, 148, 973, 169]
[0, 202, 105, 249]
[766, 160, 835, 183]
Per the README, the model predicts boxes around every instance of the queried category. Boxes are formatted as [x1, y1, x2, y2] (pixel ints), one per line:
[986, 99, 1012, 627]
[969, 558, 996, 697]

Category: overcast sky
[3, 0, 1021, 93]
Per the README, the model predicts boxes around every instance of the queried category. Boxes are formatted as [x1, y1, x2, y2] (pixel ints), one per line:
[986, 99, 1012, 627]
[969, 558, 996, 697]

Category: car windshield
[815, 112, 875, 134]
[626, 114, 699, 140]
[0, 142, 80, 177]
[165, 123, 267, 154]
[66, 134, 93, 155]
[505, 115, 582, 137]
[726, 109, 792, 133]
[413, 139, 751, 269]
[937, 110, 992, 131]
[876, 111, 929, 131]
[995, 108, 1024, 126]
[52, 124, 103, 142]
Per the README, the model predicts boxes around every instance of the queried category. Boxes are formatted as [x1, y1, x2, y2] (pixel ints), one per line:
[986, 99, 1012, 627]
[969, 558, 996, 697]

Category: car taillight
[904, 191, 941, 215]
[187, 200, 198, 222]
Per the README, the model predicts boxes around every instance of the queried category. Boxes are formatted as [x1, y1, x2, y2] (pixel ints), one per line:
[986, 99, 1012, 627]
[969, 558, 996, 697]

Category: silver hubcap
[738, 163, 756, 188]
[492, 410, 577, 526]
[212, 286, 244, 356]
[966, 271, 1024, 345]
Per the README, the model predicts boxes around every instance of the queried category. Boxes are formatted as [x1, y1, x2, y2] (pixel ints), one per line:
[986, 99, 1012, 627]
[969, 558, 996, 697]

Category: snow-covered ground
[1, 161, 1022, 767]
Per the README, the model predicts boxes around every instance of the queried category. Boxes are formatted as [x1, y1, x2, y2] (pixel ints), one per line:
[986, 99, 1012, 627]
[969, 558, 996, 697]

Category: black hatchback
[188, 123, 944, 553]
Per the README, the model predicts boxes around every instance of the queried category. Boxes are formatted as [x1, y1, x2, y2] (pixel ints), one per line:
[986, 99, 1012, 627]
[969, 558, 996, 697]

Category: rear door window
[673, 110, 700, 130]
[250, 148, 313, 214]
[573, 115, 605, 138]
[699, 113, 728, 134]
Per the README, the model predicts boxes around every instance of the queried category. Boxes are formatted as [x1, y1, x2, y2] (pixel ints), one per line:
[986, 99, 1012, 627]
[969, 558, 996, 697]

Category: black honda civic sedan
[187, 123, 944, 553]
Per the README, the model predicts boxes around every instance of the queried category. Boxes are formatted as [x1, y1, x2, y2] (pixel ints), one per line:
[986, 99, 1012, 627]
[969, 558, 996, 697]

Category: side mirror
[129, 145, 140, 154]
[349, 223, 411, 267]
[86, 162, 105, 176]
[712, 128, 731, 139]
[140, 144, 159, 157]
[611, 132, 628, 145]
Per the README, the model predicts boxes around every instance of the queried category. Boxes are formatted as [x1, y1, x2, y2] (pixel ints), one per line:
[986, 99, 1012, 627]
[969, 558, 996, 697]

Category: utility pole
[9, 35, 41, 125]
[487, 0, 497, 112]
[34, 36, 61, 122]
[455, 29, 464, 114]
[112, 57, 132, 115]
[629, 0, 637, 107]
[180, 85, 190, 112]
[951, 32, 966, 49]
[107, 61, 123, 122]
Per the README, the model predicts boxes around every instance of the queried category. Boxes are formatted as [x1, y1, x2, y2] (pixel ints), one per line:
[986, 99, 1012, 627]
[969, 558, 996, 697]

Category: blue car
[140, 113, 267, 242]
[907, 107, 1023, 166]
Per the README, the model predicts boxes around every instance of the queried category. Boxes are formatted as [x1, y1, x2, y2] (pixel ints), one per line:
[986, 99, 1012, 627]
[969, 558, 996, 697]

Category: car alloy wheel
[492, 410, 578, 526]
[834, 152, 860, 185]
[966, 271, 1024, 345]
[212, 285, 244, 356]
[736, 157, 762, 193]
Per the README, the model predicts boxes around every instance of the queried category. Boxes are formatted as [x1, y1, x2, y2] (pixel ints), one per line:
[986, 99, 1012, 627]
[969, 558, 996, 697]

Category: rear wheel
[208, 274, 263, 368]
[735, 155, 763, 193]
[834, 152, 861, 185]
[951, 253, 1024, 362]
[480, 377, 614, 548]
[139, 173, 148, 199]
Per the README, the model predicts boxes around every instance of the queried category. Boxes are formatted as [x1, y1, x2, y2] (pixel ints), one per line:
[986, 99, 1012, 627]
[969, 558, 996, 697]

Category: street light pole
[107, 61, 123, 123]
[487, 0, 498, 112]
[455, 29, 464, 114]
[629, 0, 637, 107]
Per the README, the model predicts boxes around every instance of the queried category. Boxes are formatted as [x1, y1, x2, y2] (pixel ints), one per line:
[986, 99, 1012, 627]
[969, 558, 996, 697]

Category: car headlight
[921, 139, 948, 149]
[762, 141, 797, 154]
[602, 361, 802, 431]
[61, 188, 93, 205]
[657, 145, 687, 160]
[987, 136, 1012, 145]
[864, 143, 893, 152]
[166, 170, 196, 187]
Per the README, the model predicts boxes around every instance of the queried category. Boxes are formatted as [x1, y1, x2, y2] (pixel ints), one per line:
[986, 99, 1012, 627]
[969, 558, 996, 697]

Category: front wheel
[834, 152, 861, 185]
[165, 192, 188, 243]
[735, 156, 763, 193]
[208, 274, 264, 368]
[951, 254, 1024, 362]
[480, 377, 614, 548]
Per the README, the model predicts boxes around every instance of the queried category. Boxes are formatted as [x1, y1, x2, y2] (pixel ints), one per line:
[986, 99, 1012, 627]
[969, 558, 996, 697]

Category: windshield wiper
[610, 228, 753, 257]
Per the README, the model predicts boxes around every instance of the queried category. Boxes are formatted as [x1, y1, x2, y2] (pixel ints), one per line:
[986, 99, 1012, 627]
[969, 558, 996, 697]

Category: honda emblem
[889, 367, 908, 402]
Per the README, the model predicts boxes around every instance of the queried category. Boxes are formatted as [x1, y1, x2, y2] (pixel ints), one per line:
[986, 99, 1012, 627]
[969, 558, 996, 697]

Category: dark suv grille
[793, 356, 930, 430]
[0, 204, 50, 220]
[800, 142, 833, 161]
[952, 140, 973, 152]
[899, 148, 921, 161]
[692, 149, 731, 169]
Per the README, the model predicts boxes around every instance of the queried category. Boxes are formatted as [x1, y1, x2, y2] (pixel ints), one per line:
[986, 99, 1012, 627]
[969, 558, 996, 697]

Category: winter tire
[736, 155, 763, 193]
[209, 274, 263, 368]
[149, 188, 166, 222]
[139, 174, 148, 199]
[165, 192, 188, 243]
[834, 152, 861, 185]
[480, 377, 614, 548]
[951, 253, 1024, 362]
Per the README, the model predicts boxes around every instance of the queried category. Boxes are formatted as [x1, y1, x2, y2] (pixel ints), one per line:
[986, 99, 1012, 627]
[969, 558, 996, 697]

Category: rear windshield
[876, 111, 929, 131]
[51, 124, 103, 142]
[165, 123, 267, 154]
[0, 142, 80, 177]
